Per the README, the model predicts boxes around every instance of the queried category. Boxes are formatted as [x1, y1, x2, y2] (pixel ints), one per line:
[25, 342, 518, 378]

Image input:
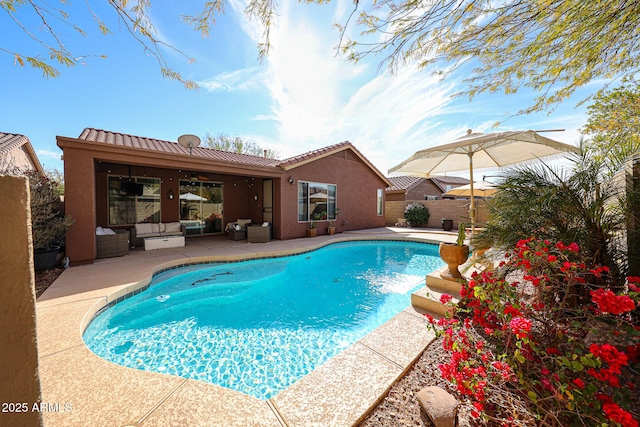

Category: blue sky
[1, 0, 604, 177]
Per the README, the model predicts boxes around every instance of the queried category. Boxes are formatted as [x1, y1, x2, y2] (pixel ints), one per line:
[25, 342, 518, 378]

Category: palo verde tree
[581, 79, 640, 165]
[4, 0, 639, 114]
[203, 132, 279, 159]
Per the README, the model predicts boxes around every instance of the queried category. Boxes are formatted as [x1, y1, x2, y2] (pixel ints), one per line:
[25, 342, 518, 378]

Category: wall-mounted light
[288, 176, 294, 185]
[254, 193, 259, 201]
[167, 189, 174, 200]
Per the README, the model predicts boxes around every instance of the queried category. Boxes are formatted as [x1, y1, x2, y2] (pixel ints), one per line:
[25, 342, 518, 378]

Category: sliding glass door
[179, 180, 223, 235]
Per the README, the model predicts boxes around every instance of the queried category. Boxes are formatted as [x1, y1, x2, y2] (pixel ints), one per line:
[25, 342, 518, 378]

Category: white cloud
[37, 149, 62, 161]
[224, 1, 591, 176]
[198, 67, 266, 92]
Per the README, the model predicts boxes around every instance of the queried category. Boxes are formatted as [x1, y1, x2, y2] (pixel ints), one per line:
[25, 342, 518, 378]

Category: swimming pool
[83, 240, 443, 399]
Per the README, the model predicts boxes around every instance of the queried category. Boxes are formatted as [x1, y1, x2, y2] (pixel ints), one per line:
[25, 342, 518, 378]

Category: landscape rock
[416, 386, 459, 427]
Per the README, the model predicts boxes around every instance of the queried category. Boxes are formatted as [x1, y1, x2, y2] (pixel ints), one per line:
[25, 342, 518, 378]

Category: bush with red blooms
[426, 238, 639, 426]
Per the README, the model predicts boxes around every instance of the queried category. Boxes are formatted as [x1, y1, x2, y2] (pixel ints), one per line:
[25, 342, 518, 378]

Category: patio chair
[247, 222, 272, 243]
[96, 229, 129, 259]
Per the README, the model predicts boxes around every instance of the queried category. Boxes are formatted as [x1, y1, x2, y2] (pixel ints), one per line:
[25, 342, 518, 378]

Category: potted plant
[328, 207, 341, 235]
[27, 171, 74, 271]
[307, 213, 320, 237]
[438, 222, 469, 281]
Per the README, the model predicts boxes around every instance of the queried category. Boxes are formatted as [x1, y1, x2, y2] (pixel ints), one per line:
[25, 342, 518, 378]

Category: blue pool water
[83, 240, 443, 399]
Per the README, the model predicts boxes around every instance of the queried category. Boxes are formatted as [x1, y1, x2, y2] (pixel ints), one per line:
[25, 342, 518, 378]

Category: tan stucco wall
[0, 176, 43, 426]
[385, 199, 489, 229]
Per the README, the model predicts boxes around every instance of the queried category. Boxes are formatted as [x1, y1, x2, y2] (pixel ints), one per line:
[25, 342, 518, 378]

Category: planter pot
[328, 226, 336, 235]
[34, 246, 61, 272]
[441, 219, 454, 231]
[439, 242, 470, 281]
[307, 228, 317, 238]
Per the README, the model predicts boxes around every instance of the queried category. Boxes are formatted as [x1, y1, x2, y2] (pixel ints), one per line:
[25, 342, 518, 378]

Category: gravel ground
[35, 267, 64, 298]
[359, 336, 472, 427]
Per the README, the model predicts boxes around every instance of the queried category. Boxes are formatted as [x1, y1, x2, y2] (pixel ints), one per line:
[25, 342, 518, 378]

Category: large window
[298, 181, 336, 222]
[108, 177, 161, 225]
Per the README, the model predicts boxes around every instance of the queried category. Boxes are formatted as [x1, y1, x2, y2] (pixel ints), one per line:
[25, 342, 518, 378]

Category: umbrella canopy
[179, 192, 207, 201]
[443, 181, 498, 198]
[389, 130, 580, 231]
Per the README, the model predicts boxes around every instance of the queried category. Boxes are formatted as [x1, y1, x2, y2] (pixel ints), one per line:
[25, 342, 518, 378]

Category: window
[108, 176, 161, 225]
[298, 181, 336, 221]
[377, 188, 383, 215]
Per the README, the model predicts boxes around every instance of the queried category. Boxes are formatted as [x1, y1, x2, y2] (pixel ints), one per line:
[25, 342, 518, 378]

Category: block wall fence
[385, 199, 490, 229]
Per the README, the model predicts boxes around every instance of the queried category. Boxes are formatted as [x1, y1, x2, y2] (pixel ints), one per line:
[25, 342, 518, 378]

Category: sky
[1, 0, 606, 179]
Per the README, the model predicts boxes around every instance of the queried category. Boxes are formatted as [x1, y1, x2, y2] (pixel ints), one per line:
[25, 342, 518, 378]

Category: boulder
[416, 386, 459, 427]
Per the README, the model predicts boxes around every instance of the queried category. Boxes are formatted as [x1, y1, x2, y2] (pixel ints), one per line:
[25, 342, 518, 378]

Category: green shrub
[404, 202, 430, 227]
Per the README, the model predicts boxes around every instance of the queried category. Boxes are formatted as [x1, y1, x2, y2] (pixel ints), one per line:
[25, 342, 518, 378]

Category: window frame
[107, 175, 161, 226]
[297, 181, 337, 223]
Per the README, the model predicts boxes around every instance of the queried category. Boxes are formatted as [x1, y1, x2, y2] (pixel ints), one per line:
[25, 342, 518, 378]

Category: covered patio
[58, 128, 390, 265]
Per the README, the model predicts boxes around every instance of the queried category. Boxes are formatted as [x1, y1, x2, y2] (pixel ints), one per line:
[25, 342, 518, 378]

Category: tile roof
[78, 128, 282, 168]
[278, 142, 352, 168]
[0, 132, 30, 154]
[76, 128, 390, 185]
[386, 176, 426, 191]
[0, 131, 44, 173]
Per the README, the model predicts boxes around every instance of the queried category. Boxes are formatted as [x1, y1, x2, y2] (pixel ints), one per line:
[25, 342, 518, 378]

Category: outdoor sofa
[247, 222, 272, 243]
[130, 222, 186, 248]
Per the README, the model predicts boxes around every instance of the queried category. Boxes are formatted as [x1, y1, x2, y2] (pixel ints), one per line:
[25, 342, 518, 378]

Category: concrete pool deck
[36, 227, 456, 427]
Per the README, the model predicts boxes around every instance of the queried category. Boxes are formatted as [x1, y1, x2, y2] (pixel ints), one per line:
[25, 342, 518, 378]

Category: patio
[36, 228, 456, 427]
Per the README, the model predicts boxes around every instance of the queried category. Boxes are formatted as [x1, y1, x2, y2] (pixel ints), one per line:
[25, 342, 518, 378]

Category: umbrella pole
[468, 152, 476, 243]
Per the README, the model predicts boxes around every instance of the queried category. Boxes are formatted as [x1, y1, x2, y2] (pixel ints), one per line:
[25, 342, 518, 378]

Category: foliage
[338, 0, 640, 116]
[404, 202, 430, 227]
[427, 238, 640, 426]
[582, 79, 640, 165]
[309, 212, 322, 229]
[44, 167, 64, 197]
[473, 143, 640, 289]
[25, 170, 74, 251]
[456, 222, 466, 246]
[329, 207, 341, 228]
[9, 0, 639, 116]
[203, 132, 279, 159]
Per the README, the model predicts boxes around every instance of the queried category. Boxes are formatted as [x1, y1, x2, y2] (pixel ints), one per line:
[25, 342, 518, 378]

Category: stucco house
[385, 176, 469, 201]
[57, 128, 390, 265]
[0, 132, 44, 174]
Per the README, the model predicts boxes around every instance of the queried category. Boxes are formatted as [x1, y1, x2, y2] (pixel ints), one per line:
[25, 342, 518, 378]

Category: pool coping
[36, 229, 455, 427]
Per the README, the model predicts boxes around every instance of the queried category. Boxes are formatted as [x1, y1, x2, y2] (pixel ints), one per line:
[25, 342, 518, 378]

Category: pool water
[83, 241, 443, 399]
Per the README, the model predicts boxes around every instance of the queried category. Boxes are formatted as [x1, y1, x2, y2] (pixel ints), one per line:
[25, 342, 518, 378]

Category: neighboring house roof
[431, 176, 470, 192]
[385, 176, 427, 192]
[77, 128, 391, 186]
[0, 132, 44, 173]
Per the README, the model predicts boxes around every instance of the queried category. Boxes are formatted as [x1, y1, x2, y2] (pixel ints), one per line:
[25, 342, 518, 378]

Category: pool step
[411, 265, 468, 317]
[411, 284, 459, 317]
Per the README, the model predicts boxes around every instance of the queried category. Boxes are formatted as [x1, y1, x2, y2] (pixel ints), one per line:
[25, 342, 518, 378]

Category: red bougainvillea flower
[440, 294, 453, 304]
[591, 288, 637, 315]
[509, 317, 532, 339]
[572, 378, 585, 389]
[602, 402, 638, 427]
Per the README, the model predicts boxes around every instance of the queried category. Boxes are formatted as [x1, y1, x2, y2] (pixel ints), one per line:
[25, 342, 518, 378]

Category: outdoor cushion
[96, 226, 106, 235]
[261, 222, 270, 227]
[164, 222, 182, 233]
[237, 219, 252, 227]
[135, 223, 154, 235]
[102, 228, 117, 235]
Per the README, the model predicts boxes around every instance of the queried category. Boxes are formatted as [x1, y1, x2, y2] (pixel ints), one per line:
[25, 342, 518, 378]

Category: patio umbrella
[443, 181, 498, 198]
[389, 130, 580, 232]
[179, 192, 207, 201]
